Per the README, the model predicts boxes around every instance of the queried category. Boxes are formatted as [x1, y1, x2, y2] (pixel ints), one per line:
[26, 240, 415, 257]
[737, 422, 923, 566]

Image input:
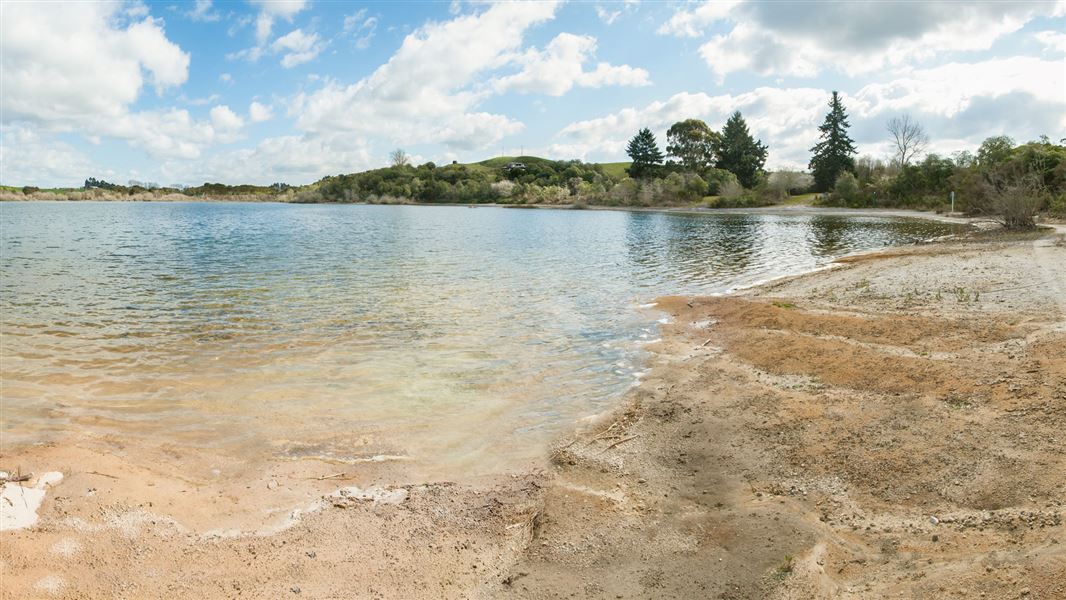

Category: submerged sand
[2, 224, 1064, 598]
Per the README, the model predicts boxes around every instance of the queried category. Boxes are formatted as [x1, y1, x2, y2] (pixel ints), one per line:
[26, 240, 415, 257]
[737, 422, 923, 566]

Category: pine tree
[809, 91, 858, 192]
[713, 111, 768, 188]
[626, 128, 665, 178]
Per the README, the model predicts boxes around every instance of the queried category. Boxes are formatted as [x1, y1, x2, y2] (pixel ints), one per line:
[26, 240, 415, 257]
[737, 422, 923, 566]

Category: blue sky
[2, 0, 1064, 187]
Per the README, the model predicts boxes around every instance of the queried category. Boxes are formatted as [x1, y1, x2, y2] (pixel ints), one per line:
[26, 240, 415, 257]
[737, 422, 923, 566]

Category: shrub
[490, 180, 516, 199]
[832, 172, 861, 205]
[1048, 193, 1066, 216]
[703, 169, 737, 195]
[983, 173, 1046, 229]
[719, 179, 744, 200]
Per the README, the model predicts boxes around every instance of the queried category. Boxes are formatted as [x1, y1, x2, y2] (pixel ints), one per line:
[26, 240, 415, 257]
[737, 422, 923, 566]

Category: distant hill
[468, 156, 631, 177]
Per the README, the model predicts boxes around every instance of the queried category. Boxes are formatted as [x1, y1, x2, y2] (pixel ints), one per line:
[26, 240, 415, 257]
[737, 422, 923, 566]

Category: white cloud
[595, 6, 621, 25]
[188, 0, 220, 22]
[344, 9, 378, 49]
[220, 72, 234, 83]
[249, 0, 308, 44]
[663, 1, 1061, 80]
[1, 2, 189, 123]
[493, 33, 649, 96]
[554, 87, 826, 167]
[249, 101, 274, 122]
[850, 57, 1065, 119]
[1034, 30, 1066, 53]
[0, 2, 236, 160]
[595, 1, 640, 26]
[126, 1, 150, 19]
[554, 56, 1066, 168]
[657, 0, 738, 37]
[272, 28, 323, 67]
[161, 132, 376, 186]
[0, 125, 95, 187]
[292, 2, 562, 150]
[210, 105, 244, 131]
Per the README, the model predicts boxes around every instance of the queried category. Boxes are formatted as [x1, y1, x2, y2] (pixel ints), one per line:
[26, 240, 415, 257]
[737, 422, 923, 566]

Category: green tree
[809, 91, 858, 192]
[666, 119, 719, 172]
[626, 128, 665, 178]
[714, 111, 767, 188]
[976, 135, 1015, 167]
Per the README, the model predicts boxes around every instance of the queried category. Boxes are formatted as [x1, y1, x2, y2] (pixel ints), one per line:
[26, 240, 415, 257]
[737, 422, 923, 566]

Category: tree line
[17, 90, 1061, 226]
[622, 91, 1065, 226]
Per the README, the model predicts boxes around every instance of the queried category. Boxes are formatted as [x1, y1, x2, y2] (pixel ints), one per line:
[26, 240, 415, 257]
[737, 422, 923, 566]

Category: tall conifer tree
[713, 111, 767, 188]
[809, 91, 858, 192]
[626, 128, 665, 178]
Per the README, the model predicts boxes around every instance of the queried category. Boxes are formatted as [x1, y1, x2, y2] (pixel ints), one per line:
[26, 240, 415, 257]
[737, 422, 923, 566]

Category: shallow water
[1, 202, 960, 475]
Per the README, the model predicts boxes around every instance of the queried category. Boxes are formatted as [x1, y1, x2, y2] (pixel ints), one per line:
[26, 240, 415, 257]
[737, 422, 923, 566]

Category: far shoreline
[3, 195, 986, 227]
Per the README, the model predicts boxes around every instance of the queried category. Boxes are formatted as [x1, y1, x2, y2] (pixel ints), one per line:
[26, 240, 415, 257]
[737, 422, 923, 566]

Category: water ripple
[0, 202, 960, 474]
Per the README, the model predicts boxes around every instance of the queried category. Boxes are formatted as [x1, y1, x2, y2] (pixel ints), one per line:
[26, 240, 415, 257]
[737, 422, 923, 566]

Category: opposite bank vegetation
[4, 92, 1064, 229]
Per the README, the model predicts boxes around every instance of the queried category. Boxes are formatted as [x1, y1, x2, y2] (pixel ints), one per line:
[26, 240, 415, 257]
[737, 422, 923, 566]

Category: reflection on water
[0, 203, 960, 474]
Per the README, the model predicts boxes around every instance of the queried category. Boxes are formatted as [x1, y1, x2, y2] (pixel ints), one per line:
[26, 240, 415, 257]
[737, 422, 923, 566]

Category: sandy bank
[2, 227, 1063, 598]
[502, 227, 1065, 599]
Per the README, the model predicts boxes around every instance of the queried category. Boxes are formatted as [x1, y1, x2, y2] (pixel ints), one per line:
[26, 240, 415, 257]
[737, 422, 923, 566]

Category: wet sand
[2, 225, 1064, 598]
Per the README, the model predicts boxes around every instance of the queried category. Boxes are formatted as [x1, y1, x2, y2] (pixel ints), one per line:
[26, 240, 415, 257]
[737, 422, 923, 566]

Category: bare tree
[390, 148, 410, 168]
[886, 115, 929, 167]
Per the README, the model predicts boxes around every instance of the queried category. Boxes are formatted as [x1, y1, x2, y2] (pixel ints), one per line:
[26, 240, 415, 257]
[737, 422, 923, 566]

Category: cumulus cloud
[210, 105, 244, 131]
[291, 2, 563, 150]
[554, 56, 1066, 167]
[249, 101, 274, 122]
[1, 2, 188, 122]
[493, 33, 649, 96]
[160, 132, 376, 186]
[0, 2, 239, 162]
[661, 1, 1062, 80]
[272, 28, 323, 67]
[1034, 30, 1066, 53]
[288, 1, 647, 155]
[0, 125, 95, 187]
[553, 87, 827, 167]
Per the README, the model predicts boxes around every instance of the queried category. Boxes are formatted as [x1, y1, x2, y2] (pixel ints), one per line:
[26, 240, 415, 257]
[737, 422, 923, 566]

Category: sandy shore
[2, 224, 1064, 598]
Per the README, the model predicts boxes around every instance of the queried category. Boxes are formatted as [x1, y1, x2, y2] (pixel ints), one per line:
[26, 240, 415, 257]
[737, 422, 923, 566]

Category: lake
[0, 202, 960, 476]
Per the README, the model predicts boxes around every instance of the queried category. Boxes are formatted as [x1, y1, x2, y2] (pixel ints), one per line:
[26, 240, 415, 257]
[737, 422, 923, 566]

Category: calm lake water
[1, 202, 960, 475]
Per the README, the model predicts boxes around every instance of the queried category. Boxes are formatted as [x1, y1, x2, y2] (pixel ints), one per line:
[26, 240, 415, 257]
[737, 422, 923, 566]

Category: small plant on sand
[943, 394, 974, 410]
[772, 301, 796, 310]
[773, 555, 795, 580]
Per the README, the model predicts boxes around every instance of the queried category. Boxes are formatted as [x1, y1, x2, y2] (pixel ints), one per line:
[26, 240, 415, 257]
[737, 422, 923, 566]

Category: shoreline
[0, 195, 988, 223]
[2, 225, 1063, 597]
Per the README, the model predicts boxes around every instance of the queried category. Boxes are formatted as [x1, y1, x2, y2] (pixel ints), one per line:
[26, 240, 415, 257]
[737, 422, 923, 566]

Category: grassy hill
[468, 156, 631, 177]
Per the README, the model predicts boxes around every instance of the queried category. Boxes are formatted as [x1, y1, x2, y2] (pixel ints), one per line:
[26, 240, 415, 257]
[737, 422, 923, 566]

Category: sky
[2, 0, 1064, 187]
